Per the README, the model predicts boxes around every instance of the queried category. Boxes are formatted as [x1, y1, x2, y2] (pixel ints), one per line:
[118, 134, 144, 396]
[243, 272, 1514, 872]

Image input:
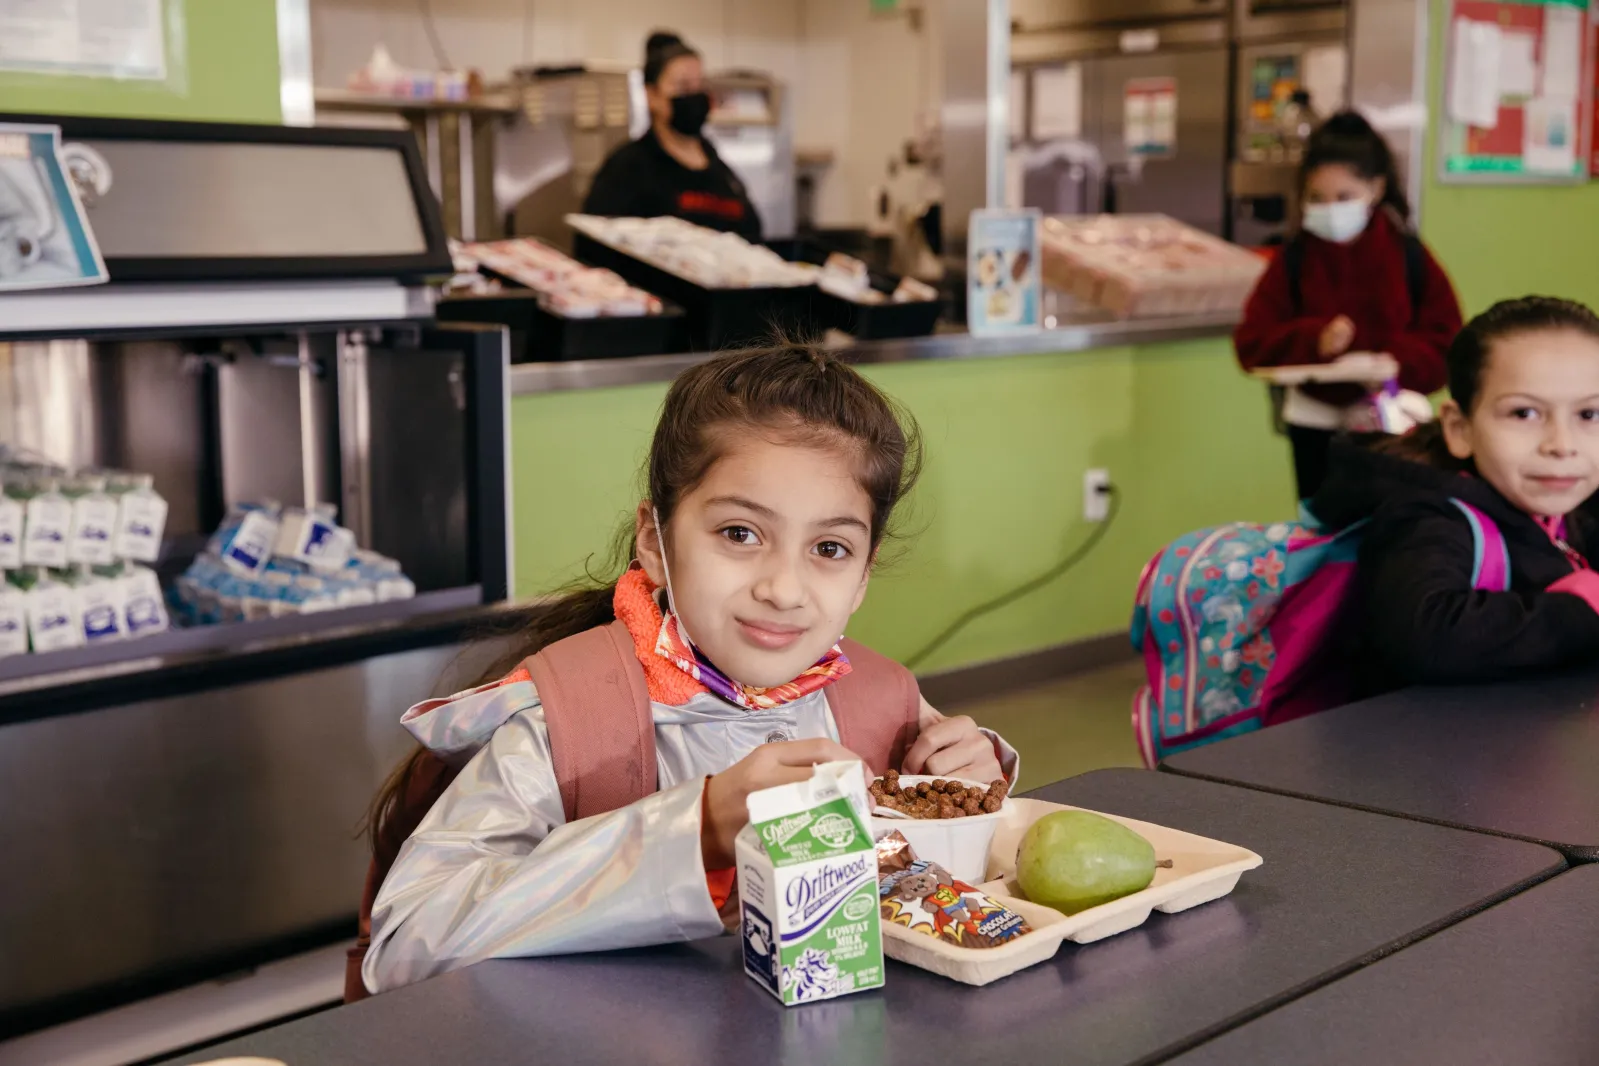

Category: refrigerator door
[1091, 47, 1229, 236]
[1017, 60, 1107, 218]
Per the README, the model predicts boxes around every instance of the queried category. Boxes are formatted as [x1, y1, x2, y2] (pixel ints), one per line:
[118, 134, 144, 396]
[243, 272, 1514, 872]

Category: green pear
[1016, 810, 1165, 915]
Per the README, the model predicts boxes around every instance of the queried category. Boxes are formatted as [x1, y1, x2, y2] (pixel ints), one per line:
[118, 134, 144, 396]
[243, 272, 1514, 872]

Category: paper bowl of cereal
[868, 772, 1011, 884]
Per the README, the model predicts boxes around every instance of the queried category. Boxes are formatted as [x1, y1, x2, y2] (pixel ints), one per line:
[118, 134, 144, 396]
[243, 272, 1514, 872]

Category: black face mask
[667, 91, 712, 137]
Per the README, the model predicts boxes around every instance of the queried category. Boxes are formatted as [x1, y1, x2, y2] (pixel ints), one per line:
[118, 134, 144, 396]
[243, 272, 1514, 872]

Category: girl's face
[635, 430, 875, 688]
[1441, 328, 1599, 517]
[1303, 163, 1384, 207]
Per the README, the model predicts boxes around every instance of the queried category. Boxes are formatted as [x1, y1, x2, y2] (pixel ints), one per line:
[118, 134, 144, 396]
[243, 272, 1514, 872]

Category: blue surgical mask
[1302, 199, 1372, 244]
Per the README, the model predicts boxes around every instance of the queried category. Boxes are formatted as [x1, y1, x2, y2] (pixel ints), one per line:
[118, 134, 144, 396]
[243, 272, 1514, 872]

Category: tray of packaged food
[870, 773, 1262, 987]
[438, 238, 688, 362]
[768, 239, 944, 340]
[567, 215, 826, 350]
[1040, 214, 1268, 320]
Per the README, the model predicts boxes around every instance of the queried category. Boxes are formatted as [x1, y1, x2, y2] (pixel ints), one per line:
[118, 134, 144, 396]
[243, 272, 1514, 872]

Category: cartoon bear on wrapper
[893, 863, 984, 939]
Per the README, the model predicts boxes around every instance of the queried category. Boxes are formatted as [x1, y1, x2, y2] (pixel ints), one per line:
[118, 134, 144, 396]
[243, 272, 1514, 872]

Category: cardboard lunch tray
[1250, 352, 1399, 387]
[881, 798, 1263, 987]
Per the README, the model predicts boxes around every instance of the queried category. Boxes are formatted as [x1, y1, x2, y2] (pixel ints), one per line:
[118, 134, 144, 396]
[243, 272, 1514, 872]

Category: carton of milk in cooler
[737, 761, 885, 1005]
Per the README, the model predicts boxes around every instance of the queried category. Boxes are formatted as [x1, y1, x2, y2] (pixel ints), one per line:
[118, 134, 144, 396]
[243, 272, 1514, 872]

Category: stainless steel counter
[508, 312, 1239, 395]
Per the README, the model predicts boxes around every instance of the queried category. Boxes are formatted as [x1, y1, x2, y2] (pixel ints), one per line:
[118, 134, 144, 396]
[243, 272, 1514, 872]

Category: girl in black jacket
[1309, 296, 1599, 691]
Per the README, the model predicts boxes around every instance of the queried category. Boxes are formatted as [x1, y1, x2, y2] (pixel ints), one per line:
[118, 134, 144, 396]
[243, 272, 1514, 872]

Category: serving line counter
[0, 115, 516, 1042]
[507, 313, 1241, 395]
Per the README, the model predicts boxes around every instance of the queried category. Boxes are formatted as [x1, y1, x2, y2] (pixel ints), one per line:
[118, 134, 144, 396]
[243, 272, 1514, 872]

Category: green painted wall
[0, 0, 281, 124]
[1419, 0, 1599, 315]
[510, 336, 1294, 673]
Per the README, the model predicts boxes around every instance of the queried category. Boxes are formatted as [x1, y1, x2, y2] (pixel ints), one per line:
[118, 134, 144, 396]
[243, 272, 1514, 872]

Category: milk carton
[737, 761, 885, 1006]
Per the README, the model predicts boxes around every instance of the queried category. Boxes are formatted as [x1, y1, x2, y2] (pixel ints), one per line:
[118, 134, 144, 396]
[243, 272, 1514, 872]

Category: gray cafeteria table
[1168, 863, 1599, 1066]
[1164, 670, 1599, 861]
[166, 770, 1564, 1066]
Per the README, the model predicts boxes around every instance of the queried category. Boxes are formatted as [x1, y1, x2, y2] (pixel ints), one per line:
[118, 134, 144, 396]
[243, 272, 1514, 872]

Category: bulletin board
[1438, 0, 1593, 183]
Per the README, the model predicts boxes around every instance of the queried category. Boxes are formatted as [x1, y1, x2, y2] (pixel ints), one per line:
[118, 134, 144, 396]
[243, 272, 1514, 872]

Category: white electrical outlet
[1084, 469, 1111, 522]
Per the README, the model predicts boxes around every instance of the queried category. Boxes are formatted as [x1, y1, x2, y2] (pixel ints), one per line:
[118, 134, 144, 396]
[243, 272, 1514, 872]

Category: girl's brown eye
[722, 526, 757, 546]
[815, 541, 850, 560]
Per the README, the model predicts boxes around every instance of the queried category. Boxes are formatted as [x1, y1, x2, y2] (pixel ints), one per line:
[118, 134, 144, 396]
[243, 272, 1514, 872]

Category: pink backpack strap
[1450, 499, 1513, 592]
[527, 619, 657, 823]
[828, 639, 921, 775]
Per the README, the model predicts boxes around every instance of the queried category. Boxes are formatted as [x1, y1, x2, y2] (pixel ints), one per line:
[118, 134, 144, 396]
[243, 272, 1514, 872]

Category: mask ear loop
[652, 507, 696, 650]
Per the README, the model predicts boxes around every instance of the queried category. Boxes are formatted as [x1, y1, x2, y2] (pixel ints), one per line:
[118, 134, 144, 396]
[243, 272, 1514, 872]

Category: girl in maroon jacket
[1235, 111, 1463, 499]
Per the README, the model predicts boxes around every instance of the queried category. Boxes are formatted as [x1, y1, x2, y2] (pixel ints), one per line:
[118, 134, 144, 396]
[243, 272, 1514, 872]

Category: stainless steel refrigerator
[1011, 0, 1230, 236]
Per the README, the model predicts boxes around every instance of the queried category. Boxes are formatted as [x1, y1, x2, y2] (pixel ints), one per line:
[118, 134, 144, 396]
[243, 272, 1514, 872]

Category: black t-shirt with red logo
[582, 130, 763, 242]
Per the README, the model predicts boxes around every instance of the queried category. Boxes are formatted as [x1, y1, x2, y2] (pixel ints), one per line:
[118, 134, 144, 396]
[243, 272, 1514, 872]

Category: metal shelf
[0, 281, 435, 342]
[0, 585, 489, 703]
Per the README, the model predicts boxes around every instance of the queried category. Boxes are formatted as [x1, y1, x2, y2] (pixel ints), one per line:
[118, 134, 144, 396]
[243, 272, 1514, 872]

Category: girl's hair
[1301, 110, 1411, 223]
[1377, 295, 1599, 466]
[644, 30, 698, 86]
[365, 343, 921, 854]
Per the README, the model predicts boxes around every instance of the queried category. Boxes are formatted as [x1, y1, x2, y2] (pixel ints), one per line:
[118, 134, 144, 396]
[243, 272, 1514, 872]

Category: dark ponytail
[1301, 110, 1411, 224]
[1376, 295, 1599, 468]
[643, 29, 698, 86]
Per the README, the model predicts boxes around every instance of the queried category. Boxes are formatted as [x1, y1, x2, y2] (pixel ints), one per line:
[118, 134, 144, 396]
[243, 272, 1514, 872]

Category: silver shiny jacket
[362, 673, 1019, 993]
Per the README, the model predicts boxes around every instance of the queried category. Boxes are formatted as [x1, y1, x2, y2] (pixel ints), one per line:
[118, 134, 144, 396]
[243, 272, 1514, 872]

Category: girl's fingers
[904, 716, 983, 776]
[922, 736, 994, 778]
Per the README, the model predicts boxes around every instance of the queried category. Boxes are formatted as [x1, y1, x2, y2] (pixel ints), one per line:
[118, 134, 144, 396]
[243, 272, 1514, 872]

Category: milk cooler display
[0, 114, 512, 1041]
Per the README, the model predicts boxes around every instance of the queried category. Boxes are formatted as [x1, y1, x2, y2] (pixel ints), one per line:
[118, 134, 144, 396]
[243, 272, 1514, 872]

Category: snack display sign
[737, 762, 885, 1006]
[967, 208, 1042, 337]
[0, 124, 107, 292]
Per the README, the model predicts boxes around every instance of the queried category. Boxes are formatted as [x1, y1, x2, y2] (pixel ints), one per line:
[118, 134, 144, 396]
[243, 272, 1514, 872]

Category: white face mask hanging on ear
[652, 507, 696, 650]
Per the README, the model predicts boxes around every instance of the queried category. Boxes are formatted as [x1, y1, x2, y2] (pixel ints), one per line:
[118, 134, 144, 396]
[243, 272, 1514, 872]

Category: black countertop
[1164, 669, 1599, 861]
[1167, 863, 1599, 1066]
[165, 769, 1564, 1066]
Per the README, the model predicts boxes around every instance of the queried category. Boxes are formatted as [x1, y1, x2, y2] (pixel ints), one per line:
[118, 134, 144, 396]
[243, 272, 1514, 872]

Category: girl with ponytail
[1307, 296, 1599, 694]
[1235, 110, 1464, 499]
[351, 344, 1016, 996]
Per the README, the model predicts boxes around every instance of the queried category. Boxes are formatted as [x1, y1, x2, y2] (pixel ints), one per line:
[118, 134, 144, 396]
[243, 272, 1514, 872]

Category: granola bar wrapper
[876, 832, 1031, 949]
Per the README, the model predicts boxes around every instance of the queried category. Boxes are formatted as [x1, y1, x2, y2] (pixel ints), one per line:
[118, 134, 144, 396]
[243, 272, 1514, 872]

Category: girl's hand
[901, 698, 1004, 784]
[701, 738, 863, 869]
[1319, 315, 1356, 359]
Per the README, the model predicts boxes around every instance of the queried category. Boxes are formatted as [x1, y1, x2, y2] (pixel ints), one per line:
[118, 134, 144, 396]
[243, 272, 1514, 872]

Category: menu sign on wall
[0, 0, 167, 81]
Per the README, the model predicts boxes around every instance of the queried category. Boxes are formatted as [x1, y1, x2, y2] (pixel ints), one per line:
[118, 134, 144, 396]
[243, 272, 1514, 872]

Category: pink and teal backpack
[1131, 499, 1510, 767]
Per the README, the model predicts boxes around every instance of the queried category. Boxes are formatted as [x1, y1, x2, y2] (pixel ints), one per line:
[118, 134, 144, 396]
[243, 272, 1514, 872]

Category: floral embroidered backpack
[1130, 499, 1511, 767]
